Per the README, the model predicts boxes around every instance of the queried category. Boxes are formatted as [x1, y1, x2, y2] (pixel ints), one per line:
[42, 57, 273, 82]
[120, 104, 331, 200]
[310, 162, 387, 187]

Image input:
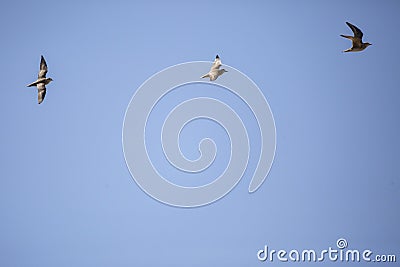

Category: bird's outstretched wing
[346, 22, 363, 39]
[37, 83, 46, 104]
[211, 55, 222, 70]
[38, 55, 48, 79]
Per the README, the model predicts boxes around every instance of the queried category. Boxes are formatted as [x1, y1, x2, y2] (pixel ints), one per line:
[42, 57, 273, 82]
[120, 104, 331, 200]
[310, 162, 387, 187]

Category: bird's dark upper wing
[37, 83, 46, 104]
[38, 55, 48, 79]
[346, 22, 363, 39]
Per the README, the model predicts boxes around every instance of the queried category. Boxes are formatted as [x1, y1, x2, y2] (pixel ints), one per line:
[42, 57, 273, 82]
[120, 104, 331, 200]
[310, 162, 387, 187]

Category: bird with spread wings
[340, 22, 372, 52]
[201, 55, 228, 81]
[27, 55, 53, 104]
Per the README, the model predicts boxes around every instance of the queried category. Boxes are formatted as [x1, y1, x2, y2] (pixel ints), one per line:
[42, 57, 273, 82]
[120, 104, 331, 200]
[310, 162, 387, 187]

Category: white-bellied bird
[27, 55, 53, 104]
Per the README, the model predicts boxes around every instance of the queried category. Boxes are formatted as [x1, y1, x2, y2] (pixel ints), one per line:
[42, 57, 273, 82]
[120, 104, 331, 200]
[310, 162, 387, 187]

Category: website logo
[257, 238, 397, 263]
[122, 61, 276, 207]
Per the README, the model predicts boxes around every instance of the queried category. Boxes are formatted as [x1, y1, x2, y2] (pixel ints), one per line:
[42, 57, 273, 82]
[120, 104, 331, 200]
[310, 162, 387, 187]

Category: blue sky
[1, 0, 399, 266]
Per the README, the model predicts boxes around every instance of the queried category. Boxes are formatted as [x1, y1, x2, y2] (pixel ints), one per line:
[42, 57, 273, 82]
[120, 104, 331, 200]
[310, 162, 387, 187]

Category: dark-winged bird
[341, 22, 372, 52]
[27, 55, 53, 104]
[201, 55, 228, 81]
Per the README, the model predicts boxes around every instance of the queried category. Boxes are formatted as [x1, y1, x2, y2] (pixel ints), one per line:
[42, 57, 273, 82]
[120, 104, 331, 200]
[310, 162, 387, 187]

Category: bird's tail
[340, 34, 352, 39]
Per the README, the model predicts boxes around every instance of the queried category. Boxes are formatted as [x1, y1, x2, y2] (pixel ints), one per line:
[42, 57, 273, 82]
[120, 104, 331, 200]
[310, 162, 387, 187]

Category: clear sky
[1, 0, 399, 266]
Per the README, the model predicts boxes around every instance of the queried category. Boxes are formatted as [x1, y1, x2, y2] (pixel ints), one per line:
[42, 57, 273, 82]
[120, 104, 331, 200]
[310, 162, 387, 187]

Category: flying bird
[27, 55, 53, 104]
[340, 22, 372, 52]
[201, 55, 227, 81]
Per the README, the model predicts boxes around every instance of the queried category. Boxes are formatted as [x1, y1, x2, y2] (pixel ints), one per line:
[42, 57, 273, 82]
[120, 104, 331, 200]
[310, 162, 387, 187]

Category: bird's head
[221, 69, 228, 73]
[47, 78, 53, 82]
[365, 42, 372, 47]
